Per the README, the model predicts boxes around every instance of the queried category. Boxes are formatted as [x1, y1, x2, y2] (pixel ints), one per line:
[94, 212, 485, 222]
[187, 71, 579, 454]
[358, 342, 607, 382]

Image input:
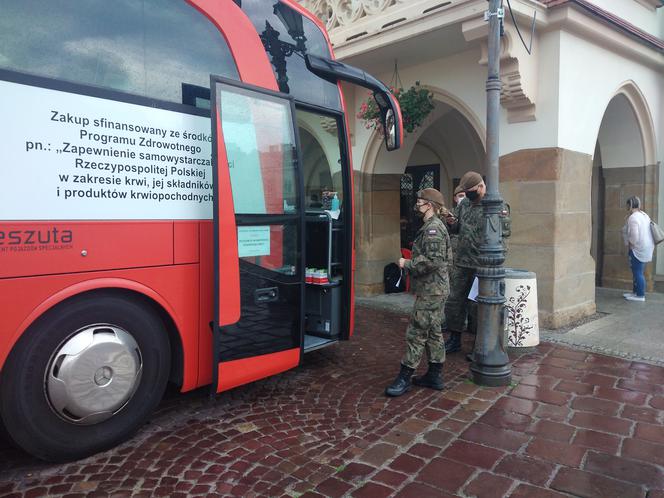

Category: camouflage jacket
[447, 199, 483, 269]
[405, 215, 451, 296]
[447, 201, 465, 255]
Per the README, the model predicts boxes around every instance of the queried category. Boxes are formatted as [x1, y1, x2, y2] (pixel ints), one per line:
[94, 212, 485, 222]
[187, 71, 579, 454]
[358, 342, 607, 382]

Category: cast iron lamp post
[273, 2, 307, 52]
[471, 0, 512, 386]
[260, 4, 308, 94]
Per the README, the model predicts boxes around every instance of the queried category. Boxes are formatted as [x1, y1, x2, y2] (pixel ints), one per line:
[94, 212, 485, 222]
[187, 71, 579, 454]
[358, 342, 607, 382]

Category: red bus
[0, 0, 402, 461]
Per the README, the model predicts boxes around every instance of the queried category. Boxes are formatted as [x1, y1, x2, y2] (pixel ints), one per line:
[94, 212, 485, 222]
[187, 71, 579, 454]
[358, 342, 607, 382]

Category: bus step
[303, 334, 338, 353]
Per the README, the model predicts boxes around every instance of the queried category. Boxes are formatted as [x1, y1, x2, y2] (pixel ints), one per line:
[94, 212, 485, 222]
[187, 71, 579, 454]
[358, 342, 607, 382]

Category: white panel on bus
[0, 80, 213, 221]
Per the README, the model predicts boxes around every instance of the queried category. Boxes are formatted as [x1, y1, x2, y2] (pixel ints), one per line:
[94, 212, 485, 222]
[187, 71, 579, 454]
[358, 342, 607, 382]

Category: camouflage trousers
[402, 295, 446, 369]
[444, 265, 476, 333]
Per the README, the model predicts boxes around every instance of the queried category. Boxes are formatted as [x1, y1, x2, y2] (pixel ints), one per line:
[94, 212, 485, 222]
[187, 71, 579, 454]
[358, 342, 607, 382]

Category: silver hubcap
[45, 324, 143, 425]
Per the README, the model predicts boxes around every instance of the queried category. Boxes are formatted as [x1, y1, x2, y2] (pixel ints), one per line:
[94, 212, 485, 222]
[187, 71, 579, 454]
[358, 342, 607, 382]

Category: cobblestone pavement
[2, 306, 664, 497]
[357, 287, 664, 366]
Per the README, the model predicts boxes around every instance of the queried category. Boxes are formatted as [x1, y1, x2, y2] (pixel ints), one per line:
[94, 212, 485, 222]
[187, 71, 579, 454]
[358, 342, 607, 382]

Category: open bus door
[207, 50, 403, 394]
[210, 76, 304, 393]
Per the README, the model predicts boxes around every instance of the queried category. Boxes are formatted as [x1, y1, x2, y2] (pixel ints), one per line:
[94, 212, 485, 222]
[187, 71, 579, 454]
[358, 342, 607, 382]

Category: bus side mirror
[305, 54, 403, 151]
[372, 91, 400, 151]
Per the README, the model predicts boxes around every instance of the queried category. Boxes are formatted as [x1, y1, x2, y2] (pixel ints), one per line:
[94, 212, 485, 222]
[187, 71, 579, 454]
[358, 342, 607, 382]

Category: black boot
[412, 362, 444, 390]
[385, 364, 415, 397]
[444, 332, 462, 353]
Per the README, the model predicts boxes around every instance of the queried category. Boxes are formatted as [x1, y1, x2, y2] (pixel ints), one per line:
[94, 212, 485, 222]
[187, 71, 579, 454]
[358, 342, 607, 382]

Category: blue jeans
[629, 250, 646, 297]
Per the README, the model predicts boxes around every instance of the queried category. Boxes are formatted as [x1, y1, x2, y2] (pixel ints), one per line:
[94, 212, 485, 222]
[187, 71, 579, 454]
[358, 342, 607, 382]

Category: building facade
[298, 0, 664, 327]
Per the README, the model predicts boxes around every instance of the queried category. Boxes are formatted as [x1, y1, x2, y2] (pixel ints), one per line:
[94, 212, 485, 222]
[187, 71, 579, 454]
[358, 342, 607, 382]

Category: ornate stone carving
[302, 0, 336, 30]
[498, 56, 537, 123]
[297, 0, 538, 121]
[297, 0, 445, 44]
[335, 0, 364, 27]
[362, 0, 394, 15]
[463, 17, 538, 123]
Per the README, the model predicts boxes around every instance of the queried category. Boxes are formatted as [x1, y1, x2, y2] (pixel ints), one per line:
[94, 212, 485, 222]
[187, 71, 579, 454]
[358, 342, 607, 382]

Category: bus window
[297, 110, 344, 213]
[237, 224, 299, 275]
[219, 86, 299, 216]
[217, 83, 300, 275]
[241, 0, 341, 110]
[0, 0, 238, 108]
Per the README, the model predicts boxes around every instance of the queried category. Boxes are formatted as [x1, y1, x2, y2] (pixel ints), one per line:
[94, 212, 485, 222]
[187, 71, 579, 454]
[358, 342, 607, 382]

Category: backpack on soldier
[383, 263, 405, 294]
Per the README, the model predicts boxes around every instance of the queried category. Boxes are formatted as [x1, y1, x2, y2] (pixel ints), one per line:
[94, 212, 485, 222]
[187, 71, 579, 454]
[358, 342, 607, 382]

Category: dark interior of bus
[297, 110, 348, 353]
[232, 0, 351, 356]
[213, 0, 352, 361]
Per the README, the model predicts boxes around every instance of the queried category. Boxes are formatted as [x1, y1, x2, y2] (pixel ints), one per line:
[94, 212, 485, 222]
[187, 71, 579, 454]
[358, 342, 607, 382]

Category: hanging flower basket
[357, 81, 434, 136]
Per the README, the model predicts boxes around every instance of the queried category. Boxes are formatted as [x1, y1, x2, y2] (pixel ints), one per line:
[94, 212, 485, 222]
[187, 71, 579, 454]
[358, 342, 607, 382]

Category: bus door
[210, 76, 304, 393]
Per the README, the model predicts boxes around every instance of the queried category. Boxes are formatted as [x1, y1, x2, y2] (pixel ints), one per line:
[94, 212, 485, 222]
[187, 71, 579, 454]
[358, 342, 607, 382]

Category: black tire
[0, 409, 14, 445]
[0, 292, 171, 462]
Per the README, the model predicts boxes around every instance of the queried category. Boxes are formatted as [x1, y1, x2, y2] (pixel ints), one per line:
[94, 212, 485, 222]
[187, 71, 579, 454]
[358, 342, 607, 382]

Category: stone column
[501, 148, 596, 329]
[354, 172, 402, 296]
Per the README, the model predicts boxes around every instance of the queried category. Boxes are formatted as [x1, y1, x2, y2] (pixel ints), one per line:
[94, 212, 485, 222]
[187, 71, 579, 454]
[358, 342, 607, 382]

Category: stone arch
[356, 87, 486, 243]
[354, 87, 486, 295]
[413, 139, 453, 189]
[591, 80, 658, 290]
[359, 85, 486, 180]
[602, 81, 657, 166]
[299, 126, 331, 200]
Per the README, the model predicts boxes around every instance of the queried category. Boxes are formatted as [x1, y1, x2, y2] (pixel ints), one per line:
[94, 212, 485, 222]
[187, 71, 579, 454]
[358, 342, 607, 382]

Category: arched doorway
[400, 108, 486, 250]
[592, 83, 658, 291]
[355, 93, 485, 295]
[299, 127, 334, 207]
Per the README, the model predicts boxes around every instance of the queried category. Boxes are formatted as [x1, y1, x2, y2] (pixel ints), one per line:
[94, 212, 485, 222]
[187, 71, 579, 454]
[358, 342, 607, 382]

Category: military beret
[417, 188, 445, 207]
[453, 185, 464, 195]
[458, 171, 483, 191]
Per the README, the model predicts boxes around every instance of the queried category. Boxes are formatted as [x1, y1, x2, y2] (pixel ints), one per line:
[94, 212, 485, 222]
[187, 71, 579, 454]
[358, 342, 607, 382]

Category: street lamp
[472, 0, 512, 386]
[259, 21, 297, 93]
[259, 6, 308, 94]
[273, 3, 307, 53]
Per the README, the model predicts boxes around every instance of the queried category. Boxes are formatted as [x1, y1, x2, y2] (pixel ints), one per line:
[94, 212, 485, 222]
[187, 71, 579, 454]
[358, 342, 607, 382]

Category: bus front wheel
[0, 292, 171, 462]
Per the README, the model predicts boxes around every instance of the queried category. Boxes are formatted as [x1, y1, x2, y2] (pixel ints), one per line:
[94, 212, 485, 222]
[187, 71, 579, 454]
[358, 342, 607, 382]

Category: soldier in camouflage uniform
[448, 185, 467, 255]
[385, 188, 452, 397]
[442, 185, 476, 345]
[443, 171, 485, 354]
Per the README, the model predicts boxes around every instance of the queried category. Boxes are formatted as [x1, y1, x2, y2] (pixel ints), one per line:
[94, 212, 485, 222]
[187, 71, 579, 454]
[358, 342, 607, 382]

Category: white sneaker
[623, 292, 635, 298]
[625, 295, 645, 302]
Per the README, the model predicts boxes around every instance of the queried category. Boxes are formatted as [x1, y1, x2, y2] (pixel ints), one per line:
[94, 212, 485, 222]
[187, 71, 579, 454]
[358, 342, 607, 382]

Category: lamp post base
[472, 256, 511, 387]
[470, 362, 512, 387]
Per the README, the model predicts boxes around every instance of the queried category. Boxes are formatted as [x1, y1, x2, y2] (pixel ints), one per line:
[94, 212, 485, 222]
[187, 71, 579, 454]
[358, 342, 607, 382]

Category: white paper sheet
[468, 277, 479, 301]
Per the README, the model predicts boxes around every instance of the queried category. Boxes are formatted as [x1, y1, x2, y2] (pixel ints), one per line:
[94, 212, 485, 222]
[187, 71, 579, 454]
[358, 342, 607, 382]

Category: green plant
[357, 81, 434, 135]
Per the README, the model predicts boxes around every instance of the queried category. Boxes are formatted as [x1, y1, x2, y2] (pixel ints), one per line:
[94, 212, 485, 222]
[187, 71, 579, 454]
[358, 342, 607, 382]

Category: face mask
[413, 203, 426, 218]
[466, 190, 479, 202]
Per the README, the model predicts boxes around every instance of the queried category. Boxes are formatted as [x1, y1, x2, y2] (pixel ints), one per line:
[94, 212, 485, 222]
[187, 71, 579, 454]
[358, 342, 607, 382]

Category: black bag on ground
[384, 263, 405, 294]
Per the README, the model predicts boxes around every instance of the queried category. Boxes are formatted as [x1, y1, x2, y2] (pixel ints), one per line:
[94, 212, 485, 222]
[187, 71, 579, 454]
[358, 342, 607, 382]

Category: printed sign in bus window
[237, 226, 270, 257]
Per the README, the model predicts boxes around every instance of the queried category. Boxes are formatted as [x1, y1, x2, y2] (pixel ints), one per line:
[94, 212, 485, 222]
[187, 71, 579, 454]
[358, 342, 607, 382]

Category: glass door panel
[212, 79, 303, 364]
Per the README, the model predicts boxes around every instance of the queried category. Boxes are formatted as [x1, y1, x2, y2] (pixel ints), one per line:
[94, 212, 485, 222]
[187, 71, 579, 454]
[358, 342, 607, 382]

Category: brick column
[501, 148, 596, 329]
